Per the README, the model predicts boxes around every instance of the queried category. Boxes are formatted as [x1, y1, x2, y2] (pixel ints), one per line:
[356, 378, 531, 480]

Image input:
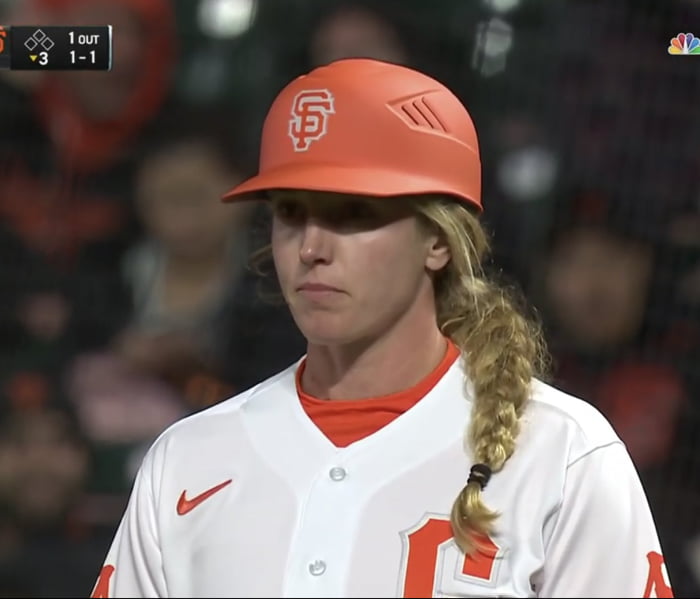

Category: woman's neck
[302, 318, 448, 401]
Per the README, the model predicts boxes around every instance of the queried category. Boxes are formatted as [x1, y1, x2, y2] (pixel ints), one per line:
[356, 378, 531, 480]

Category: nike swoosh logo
[176, 479, 232, 515]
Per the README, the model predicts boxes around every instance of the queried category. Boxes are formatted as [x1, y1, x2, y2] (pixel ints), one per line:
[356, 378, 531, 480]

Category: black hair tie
[468, 463, 492, 490]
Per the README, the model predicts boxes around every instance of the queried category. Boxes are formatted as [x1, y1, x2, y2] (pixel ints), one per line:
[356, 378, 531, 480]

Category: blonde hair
[414, 195, 550, 555]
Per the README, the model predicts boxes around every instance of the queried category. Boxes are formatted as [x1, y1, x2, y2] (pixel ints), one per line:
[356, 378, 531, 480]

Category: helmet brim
[221, 162, 481, 212]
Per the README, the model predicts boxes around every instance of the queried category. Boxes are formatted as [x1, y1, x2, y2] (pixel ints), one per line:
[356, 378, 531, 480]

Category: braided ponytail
[415, 197, 550, 555]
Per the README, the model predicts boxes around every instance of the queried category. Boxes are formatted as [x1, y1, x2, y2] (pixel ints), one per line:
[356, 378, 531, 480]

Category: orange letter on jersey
[91, 565, 115, 599]
[0, 26, 6, 54]
[402, 516, 498, 597]
[643, 551, 673, 598]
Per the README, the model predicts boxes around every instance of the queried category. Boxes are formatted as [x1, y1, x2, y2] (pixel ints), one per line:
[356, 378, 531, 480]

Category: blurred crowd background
[0, 0, 698, 596]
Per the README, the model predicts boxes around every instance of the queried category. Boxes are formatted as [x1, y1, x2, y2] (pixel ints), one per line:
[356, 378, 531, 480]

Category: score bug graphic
[0, 25, 112, 70]
[23, 28, 54, 66]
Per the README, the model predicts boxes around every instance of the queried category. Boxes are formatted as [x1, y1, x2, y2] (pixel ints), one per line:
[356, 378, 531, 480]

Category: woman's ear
[425, 234, 451, 272]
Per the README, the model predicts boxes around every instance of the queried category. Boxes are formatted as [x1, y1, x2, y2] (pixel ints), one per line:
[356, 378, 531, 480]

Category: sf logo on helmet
[288, 89, 335, 152]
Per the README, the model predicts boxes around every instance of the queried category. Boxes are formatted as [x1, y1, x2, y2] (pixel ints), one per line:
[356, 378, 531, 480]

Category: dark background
[0, 0, 698, 596]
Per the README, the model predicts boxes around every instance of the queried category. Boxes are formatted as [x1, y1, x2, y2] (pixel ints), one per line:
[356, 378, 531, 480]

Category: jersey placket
[282, 453, 360, 597]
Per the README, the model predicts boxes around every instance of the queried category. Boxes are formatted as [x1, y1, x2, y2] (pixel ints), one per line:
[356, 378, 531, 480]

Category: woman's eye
[273, 200, 306, 222]
[342, 201, 376, 221]
[271, 197, 386, 229]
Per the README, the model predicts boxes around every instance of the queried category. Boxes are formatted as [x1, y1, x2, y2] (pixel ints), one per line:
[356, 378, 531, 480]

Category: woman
[91, 58, 672, 598]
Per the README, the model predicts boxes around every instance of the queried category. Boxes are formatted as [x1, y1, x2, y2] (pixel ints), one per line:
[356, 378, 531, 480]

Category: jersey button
[329, 466, 346, 481]
[308, 559, 327, 576]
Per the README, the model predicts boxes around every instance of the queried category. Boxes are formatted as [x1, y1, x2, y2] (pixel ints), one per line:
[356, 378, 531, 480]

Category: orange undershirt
[297, 339, 460, 447]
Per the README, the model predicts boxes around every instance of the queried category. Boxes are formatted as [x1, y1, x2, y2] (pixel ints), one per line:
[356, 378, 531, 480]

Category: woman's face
[271, 191, 449, 346]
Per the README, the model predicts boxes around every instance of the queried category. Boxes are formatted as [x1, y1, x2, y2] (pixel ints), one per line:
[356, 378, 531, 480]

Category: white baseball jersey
[91, 355, 673, 598]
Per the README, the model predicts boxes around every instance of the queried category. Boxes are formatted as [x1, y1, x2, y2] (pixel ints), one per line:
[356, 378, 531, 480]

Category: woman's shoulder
[523, 378, 624, 460]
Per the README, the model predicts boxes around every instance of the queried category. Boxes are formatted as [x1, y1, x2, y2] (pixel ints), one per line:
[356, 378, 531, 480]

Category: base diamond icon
[24, 29, 54, 52]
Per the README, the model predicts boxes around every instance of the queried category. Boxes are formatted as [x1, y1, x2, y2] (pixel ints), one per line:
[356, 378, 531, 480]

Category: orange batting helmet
[222, 58, 482, 212]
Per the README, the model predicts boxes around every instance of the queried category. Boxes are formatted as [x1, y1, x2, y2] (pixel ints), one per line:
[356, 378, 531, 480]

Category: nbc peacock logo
[668, 32, 700, 55]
